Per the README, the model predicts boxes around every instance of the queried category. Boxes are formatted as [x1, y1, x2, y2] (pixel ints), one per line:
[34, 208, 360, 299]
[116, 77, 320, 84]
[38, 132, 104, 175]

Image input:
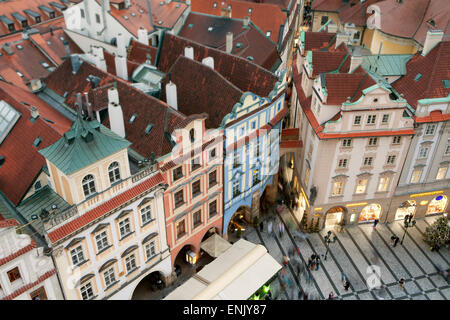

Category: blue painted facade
[221, 78, 287, 234]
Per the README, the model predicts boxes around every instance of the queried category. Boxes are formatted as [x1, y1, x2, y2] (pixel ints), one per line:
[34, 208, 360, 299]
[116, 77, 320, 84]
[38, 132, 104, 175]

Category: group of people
[307, 253, 321, 271]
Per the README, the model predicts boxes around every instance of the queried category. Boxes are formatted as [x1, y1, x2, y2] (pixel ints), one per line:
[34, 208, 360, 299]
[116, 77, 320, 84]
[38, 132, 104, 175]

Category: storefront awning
[164, 239, 282, 300]
[200, 233, 232, 258]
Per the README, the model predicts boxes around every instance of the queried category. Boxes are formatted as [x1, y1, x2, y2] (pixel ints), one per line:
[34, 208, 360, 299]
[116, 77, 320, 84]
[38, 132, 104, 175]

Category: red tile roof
[280, 140, 303, 149]
[311, 50, 351, 77]
[392, 41, 450, 109]
[156, 32, 278, 98]
[0, 82, 68, 205]
[0, 241, 37, 267]
[127, 39, 158, 65]
[303, 31, 336, 53]
[414, 110, 450, 123]
[190, 0, 287, 43]
[179, 13, 280, 70]
[0, 219, 19, 229]
[48, 172, 164, 243]
[1, 269, 56, 300]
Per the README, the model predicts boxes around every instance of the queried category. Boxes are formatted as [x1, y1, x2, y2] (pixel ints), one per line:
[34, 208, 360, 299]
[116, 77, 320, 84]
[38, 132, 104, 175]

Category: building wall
[311, 11, 341, 32]
[367, 29, 419, 55]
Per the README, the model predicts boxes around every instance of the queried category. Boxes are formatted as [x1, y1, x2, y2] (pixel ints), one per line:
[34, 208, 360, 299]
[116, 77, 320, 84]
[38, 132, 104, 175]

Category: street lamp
[400, 214, 416, 245]
[324, 230, 337, 260]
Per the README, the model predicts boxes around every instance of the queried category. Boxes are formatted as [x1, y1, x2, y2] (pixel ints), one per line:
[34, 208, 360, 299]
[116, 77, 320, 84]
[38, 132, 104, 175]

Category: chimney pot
[184, 46, 194, 59]
[30, 106, 39, 119]
[226, 32, 233, 54]
[422, 29, 444, 56]
[107, 87, 126, 138]
[114, 55, 129, 81]
[166, 81, 178, 110]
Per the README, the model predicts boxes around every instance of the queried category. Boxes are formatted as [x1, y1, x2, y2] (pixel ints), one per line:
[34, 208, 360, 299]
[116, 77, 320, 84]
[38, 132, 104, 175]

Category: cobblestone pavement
[244, 204, 450, 300]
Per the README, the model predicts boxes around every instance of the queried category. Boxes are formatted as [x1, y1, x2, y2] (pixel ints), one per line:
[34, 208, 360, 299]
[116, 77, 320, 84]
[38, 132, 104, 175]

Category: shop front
[359, 203, 382, 223]
[324, 207, 346, 228]
[426, 195, 448, 215]
[395, 200, 417, 220]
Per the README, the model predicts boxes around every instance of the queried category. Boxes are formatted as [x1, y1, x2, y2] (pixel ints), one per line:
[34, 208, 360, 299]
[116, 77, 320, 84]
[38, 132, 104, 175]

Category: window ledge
[73, 259, 90, 269]
[177, 232, 187, 240]
[126, 266, 140, 277]
[209, 181, 217, 188]
[141, 218, 156, 229]
[104, 280, 120, 292]
[97, 245, 113, 256]
[192, 192, 202, 199]
[119, 231, 135, 242]
[175, 202, 185, 209]
[193, 222, 203, 229]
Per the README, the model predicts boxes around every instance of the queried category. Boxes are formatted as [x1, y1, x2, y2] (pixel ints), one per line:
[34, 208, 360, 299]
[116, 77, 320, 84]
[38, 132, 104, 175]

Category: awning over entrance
[200, 233, 232, 258]
[164, 239, 282, 300]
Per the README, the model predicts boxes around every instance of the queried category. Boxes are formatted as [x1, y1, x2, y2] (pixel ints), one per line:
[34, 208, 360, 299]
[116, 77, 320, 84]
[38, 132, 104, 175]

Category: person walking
[259, 221, 264, 232]
[373, 219, 379, 228]
[279, 221, 284, 239]
[398, 278, 405, 291]
[307, 257, 312, 269]
[393, 236, 400, 247]
[344, 280, 351, 291]
[283, 255, 290, 267]
[268, 220, 273, 236]
[328, 291, 334, 299]
[315, 255, 321, 271]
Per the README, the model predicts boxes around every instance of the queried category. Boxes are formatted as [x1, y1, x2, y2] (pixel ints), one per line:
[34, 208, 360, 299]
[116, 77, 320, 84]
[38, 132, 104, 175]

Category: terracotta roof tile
[311, 50, 351, 77]
[324, 70, 376, 105]
[304, 31, 336, 53]
[0, 219, 19, 229]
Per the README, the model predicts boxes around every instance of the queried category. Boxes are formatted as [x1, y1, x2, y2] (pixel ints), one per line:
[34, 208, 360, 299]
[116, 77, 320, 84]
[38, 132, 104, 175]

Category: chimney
[145, 53, 152, 65]
[115, 55, 128, 81]
[226, 32, 233, 54]
[137, 27, 148, 45]
[30, 106, 39, 119]
[335, 32, 350, 49]
[186, 0, 191, 4]
[349, 54, 363, 73]
[107, 87, 126, 138]
[116, 33, 128, 57]
[243, 16, 250, 28]
[71, 55, 82, 74]
[422, 29, 444, 56]
[165, 81, 178, 110]
[92, 46, 107, 71]
[202, 57, 214, 69]
[84, 92, 93, 119]
[2, 43, 13, 56]
[184, 46, 194, 59]
[327, 22, 338, 33]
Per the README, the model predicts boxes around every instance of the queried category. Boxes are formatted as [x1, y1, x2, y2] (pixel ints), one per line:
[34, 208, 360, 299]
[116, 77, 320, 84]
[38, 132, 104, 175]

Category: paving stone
[404, 280, 421, 295]
[429, 274, 449, 287]
[425, 290, 444, 300]
[411, 294, 427, 300]
[440, 288, 450, 299]
[416, 277, 435, 291]
[357, 292, 374, 300]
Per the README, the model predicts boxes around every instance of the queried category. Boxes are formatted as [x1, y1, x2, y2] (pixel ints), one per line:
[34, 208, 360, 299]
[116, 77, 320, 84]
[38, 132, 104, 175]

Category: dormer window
[82, 174, 96, 197]
[108, 162, 121, 184]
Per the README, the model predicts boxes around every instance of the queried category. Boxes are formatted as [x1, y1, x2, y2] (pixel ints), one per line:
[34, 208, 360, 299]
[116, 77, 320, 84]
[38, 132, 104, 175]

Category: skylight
[208, 26, 213, 32]
[414, 73, 422, 81]
[129, 113, 137, 124]
[0, 100, 21, 145]
[41, 61, 50, 68]
[33, 137, 42, 147]
[145, 123, 154, 135]
[443, 80, 450, 88]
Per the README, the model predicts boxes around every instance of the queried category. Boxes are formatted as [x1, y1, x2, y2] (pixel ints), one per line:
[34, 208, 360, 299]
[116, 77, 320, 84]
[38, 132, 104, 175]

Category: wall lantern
[186, 250, 197, 265]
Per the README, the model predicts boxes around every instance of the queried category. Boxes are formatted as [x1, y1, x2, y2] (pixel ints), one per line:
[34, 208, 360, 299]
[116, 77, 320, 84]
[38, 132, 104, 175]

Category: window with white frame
[233, 151, 240, 167]
[368, 137, 378, 146]
[392, 136, 401, 144]
[367, 115, 376, 124]
[82, 174, 96, 197]
[354, 115, 361, 125]
[108, 162, 121, 184]
[338, 158, 348, 168]
[363, 157, 373, 166]
[125, 254, 137, 273]
[425, 124, 436, 135]
[141, 205, 152, 225]
[436, 166, 448, 180]
[331, 181, 344, 196]
[382, 114, 389, 123]
[355, 179, 368, 194]
[254, 142, 260, 158]
[145, 241, 156, 259]
[386, 155, 396, 165]
[95, 231, 109, 252]
[418, 147, 429, 158]
[233, 179, 240, 197]
[103, 267, 116, 288]
[342, 139, 352, 147]
[119, 218, 132, 238]
[80, 282, 94, 300]
[410, 169, 422, 183]
[70, 245, 85, 266]
[377, 177, 390, 192]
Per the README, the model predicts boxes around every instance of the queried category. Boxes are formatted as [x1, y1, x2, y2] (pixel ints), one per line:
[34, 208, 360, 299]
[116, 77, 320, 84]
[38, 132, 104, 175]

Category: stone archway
[131, 270, 166, 300]
[324, 206, 346, 228]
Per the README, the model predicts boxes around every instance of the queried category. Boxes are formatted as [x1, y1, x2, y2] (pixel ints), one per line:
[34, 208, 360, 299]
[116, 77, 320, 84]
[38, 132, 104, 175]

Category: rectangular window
[368, 137, 378, 146]
[173, 166, 183, 181]
[141, 205, 152, 225]
[321, 15, 328, 25]
[233, 151, 240, 167]
[392, 136, 401, 144]
[355, 179, 367, 194]
[95, 13, 101, 24]
[436, 167, 448, 180]
[367, 115, 376, 124]
[193, 210, 202, 228]
[332, 181, 344, 196]
[176, 220, 186, 238]
[363, 157, 373, 166]
[209, 170, 217, 187]
[233, 180, 240, 197]
[209, 148, 216, 159]
[419, 147, 429, 158]
[377, 177, 390, 192]
[338, 159, 348, 168]
[80, 282, 94, 300]
[386, 155, 396, 165]
[342, 139, 352, 147]
[209, 200, 218, 217]
[382, 114, 389, 123]
[8, 23, 15, 32]
[254, 143, 260, 158]
[125, 254, 137, 273]
[252, 169, 260, 186]
[7, 267, 21, 283]
[119, 218, 131, 238]
[251, 121, 256, 130]
[95, 231, 109, 252]
[191, 157, 201, 171]
[304, 166, 310, 186]
[174, 189, 184, 208]
[145, 241, 156, 259]
[80, 9, 85, 18]
[410, 169, 422, 183]
[354, 115, 361, 125]
[425, 124, 436, 135]
[103, 267, 116, 288]
[70, 245, 85, 266]
[192, 180, 201, 198]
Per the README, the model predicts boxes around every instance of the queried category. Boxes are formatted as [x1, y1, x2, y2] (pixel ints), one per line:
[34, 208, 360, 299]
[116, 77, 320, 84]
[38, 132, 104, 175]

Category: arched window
[108, 162, 121, 184]
[189, 128, 195, 143]
[82, 175, 96, 197]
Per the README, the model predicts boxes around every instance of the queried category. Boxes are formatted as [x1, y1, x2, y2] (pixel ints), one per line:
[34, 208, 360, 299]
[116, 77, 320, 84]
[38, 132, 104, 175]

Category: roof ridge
[423, 42, 443, 98]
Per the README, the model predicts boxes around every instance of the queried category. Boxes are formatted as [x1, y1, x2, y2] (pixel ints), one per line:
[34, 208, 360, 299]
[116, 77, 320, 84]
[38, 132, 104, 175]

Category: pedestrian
[393, 236, 399, 247]
[298, 289, 304, 300]
[259, 221, 264, 232]
[268, 220, 273, 235]
[311, 253, 316, 260]
[328, 291, 334, 299]
[296, 246, 301, 256]
[398, 278, 405, 291]
[283, 255, 290, 267]
[344, 280, 350, 291]
[390, 235, 396, 246]
[315, 255, 321, 271]
[373, 219, 379, 228]
[307, 257, 312, 268]
[310, 259, 316, 271]
[341, 272, 347, 283]
[279, 222, 284, 238]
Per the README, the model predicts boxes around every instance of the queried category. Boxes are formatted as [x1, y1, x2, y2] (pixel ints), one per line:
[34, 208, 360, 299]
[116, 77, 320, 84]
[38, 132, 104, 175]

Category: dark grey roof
[11, 12, 27, 22]
[38, 5, 55, 14]
[24, 9, 41, 18]
[0, 15, 14, 25]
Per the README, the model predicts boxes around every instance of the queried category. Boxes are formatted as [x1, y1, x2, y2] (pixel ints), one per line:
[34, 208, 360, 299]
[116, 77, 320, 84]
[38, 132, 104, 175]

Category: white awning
[164, 239, 282, 300]
[200, 233, 232, 258]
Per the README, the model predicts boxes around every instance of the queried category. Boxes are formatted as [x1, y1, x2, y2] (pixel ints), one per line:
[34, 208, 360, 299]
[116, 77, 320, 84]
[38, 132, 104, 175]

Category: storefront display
[395, 200, 417, 220]
[325, 207, 345, 227]
[426, 195, 448, 215]
[359, 203, 381, 222]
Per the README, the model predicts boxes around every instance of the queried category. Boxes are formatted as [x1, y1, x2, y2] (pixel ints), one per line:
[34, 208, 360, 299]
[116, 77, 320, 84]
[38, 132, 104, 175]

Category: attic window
[443, 80, 450, 88]
[16, 71, 24, 78]
[213, 2, 217, 8]
[129, 113, 137, 124]
[158, 20, 163, 25]
[188, 23, 193, 28]
[16, 45, 23, 50]
[33, 137, 42, 147]
[266, 31, 271, 37]
[123, 16, 129, 20]
[145, 123, 154, 135]
[414, 73, 422, 81]
[247, 56, 254, 61]
[41, 61, 50, 68]
[248, 8, 253, 14]
[176, 4, 180, 8]
[59, 36, 65, 41]
[427, 19, 435, 27]
[208, 26, 213, 32]
[130, 12, 136, 17]
[160, 1, 164, 5]
[138, 9, 144, 13]
[236, 42, 242, 48]
[47, 40, 51, 45]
